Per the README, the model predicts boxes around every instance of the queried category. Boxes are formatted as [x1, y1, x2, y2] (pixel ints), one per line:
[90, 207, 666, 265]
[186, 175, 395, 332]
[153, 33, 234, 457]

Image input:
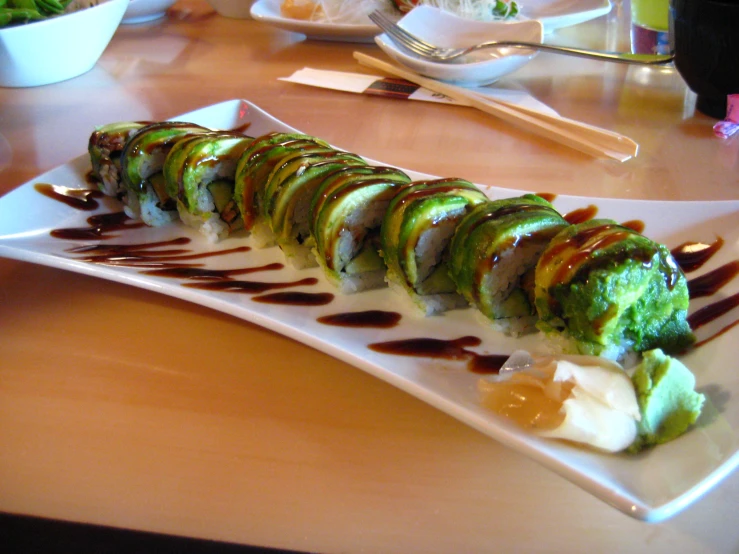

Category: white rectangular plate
[1, 99, 737, 522]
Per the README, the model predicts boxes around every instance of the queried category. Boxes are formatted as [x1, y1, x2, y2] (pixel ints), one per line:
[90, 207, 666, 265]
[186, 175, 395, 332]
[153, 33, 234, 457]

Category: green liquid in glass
[632, 0, 669, 31]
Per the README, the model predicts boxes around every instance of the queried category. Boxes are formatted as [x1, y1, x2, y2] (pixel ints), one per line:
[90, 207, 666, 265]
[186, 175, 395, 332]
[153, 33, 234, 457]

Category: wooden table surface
[1, 1, 738, 552]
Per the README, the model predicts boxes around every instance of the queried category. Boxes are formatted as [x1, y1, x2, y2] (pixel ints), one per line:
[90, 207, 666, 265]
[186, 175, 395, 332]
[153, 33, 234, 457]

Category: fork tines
[369, 10, 436, 56]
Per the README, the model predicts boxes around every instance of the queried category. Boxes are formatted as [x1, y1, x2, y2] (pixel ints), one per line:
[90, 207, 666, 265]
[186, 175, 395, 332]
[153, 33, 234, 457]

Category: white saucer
[375, 6, 543, 86]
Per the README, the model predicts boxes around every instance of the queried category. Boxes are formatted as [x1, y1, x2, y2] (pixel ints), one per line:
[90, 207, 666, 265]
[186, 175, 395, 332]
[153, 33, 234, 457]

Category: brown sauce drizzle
[693, 320, 739, 348]
[142, 263, 283, 280]
[563, 204, 598, 225]
[230, 122, 252, 134]
[185, 277, 318, 294]
[368, 336, 508, 374]
[468, 354, 511, 374]
[35, 183, 104, 211]
[252, 291, 335, 306]
[80, 245, 251, 266]
[66, 237, 192, 254]
[543, 224, 655, 292]
[85, 170, 100, 187]
[535, 192, 557, 203]
[50, 212, 145, 240]
[672, 237, 724, 273]
[621, 220, 645, 234]
[317, 310, 401, 328]
[688, 291, 739, 330]
[688, 261, 739, 299]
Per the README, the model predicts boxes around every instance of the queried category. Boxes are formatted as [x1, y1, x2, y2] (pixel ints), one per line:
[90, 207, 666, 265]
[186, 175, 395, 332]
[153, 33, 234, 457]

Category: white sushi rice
[177, 200, 229, 243]
[251, 218, 277, 248]
[315, 194, 390, 294]
[481, 310, 539, 337]
[331, 227, 387, 293]
[97, 161, 122, 197]
[330, 266, 387, 294]
[122, 189, 140, 220]
[121, 146, 176, 226]
[176, 159, 241, 242]
[273, 179, 327, 269]
[385, 209, 468, 316]
[386, 277, 468, 316]
[280, 242, 318, 269]
[537, 321, 639, 364]
[123, 183, 178, 227]
[415, 212, 462, 282]
[479, 241, 548, 336]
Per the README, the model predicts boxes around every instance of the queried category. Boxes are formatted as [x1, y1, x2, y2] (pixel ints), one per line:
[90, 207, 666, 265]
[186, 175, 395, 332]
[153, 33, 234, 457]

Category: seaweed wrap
[260, 149, 367, 268]
[449, 195, 568, 335]
[120, 121, 211, 226]
[534, 219, 695, 360]
[381, 178, 489, 315]
[233, 132, 331, 239]
[162, 132, 253, 242]
[88, 122, 150, 197]
[310, 165, 412, 294]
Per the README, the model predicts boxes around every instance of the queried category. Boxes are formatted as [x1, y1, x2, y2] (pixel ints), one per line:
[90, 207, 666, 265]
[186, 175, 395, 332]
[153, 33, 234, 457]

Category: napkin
[280, 68, 561, 118]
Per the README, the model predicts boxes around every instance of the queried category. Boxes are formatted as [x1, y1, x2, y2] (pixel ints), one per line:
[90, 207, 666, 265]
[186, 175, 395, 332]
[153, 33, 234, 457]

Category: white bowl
[207, 0, 256, 19]
[375, 6, 543, 86]
[0, 0, 127, 88]
[122, 0, 178, 24]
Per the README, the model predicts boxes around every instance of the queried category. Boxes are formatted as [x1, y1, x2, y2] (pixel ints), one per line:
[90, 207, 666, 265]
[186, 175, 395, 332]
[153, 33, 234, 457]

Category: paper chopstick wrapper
[280, 68, 562, 116]
[280, 67, 459, 104]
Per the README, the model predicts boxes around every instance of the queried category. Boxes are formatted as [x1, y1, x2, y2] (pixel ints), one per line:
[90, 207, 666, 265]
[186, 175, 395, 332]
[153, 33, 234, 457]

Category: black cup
[670, 0, 739, 119]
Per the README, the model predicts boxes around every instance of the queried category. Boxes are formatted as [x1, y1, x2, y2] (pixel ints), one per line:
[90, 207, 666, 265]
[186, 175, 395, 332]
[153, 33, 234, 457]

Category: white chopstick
[353, 52, 638, 162]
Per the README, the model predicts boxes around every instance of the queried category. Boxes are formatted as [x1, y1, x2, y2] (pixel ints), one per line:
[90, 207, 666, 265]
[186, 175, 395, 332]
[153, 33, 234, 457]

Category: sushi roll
[534, 219, 695, 360]
[449, 195, 569, 335]
[310, 165, 412, 294]
[233, 132, 331, 240]
[380, 178, 489, 315]
[119, 121, 211, 226]
[88, 122, 150, 197]
[260, 148, 367, 268]
[162, 132, 253, 242]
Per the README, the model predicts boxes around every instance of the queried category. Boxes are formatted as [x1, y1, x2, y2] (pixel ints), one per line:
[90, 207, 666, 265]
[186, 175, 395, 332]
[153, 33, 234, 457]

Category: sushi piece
[162, 132, 253, 242]
[260, 148, 367, 268]
[120, 121, 211, 226]
[534, 219, 695, 360]
[310, 165, 412, 294]
[448, 195, 569, 335]
[88, 121, 150, 197]
[380, 178, 489, 315]
[233, 132, 331, 240]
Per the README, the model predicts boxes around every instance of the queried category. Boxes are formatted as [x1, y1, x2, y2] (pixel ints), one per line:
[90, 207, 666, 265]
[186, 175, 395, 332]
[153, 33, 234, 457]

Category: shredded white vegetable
[414, 0, 520, 21]
[302, 0, 399, 24]
[283, 0, 520, 24]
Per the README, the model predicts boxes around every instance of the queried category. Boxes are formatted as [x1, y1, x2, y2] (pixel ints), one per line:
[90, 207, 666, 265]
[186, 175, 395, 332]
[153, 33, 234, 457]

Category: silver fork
[369, 10, 674, 66]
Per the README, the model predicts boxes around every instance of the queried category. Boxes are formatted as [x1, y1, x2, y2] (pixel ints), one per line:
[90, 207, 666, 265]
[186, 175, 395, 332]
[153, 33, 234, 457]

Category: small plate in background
[250, 0, 377, 43]
[375, 6, 543, 86]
